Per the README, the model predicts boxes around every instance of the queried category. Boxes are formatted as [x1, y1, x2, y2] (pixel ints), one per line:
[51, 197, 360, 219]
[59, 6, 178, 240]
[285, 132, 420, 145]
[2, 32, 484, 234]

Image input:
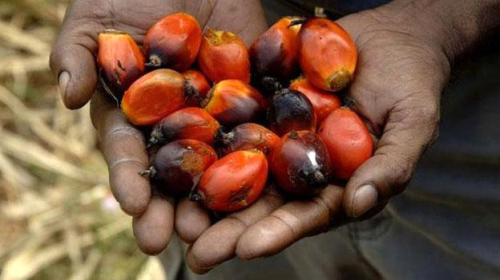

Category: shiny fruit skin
[318, 107, 373, 179]
[249, 16, 301, 81]
[203, 80, 267, 127]
[217, 123, 280, 159]
[182, 69, 211, 107]
[198, 28, 251, 83]
[97, 29, 145, 95]
[289, 77, 341, 123]
[121, 69, 186, 126]
[298, 18, 357, 91]
[270, 130, 332, 197]
[151, 139, 217, 196]
[268, 88, 316, 136]
[143, 13, 202, 71]
[197, 150, 268, 212]
[148, 107, 220, 148]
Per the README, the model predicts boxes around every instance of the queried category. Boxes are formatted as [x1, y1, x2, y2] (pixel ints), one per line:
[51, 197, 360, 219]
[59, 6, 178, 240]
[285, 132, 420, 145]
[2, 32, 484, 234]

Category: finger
[175, 197, 211, 244]
[343, 97, 440, 218]
[49, 3, 101, 109]
[203, 0, 267, 46]
[186, 189, 284, 274]
[90, 91, 151, 216]
[236, 185, 345, 260]
[133, 196, 175, 255]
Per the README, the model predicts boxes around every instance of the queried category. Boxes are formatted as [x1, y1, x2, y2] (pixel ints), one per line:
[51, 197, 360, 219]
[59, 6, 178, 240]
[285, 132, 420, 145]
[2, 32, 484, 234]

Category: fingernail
[58, 71, 69, 99]
[350, 184, 378, 218]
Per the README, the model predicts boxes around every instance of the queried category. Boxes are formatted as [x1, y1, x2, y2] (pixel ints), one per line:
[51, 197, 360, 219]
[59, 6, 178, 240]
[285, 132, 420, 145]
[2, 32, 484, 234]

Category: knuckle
[269, 211, 298, 240]
[369, 152, 413, 197]
[225, 215, 249, 228]
[387, 155, 413, 195]
[312, 196, 334, 233]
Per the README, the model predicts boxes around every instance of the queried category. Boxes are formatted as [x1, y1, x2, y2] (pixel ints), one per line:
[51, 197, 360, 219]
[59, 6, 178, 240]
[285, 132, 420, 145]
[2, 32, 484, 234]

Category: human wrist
[371, 0, 500, 64]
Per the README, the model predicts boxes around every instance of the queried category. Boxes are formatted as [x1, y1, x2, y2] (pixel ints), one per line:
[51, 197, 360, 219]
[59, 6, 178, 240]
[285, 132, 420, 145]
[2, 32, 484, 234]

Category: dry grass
[0, 1, 161, 279]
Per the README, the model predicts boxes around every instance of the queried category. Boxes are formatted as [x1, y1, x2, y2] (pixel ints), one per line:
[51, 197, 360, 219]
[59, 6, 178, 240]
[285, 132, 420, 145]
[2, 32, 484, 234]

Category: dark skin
[50, 0, 500, 275]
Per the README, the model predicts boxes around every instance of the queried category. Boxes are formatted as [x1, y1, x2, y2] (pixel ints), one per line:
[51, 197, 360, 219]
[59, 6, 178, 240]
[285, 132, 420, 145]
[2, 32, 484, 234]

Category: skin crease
[50, 0, 496, 275]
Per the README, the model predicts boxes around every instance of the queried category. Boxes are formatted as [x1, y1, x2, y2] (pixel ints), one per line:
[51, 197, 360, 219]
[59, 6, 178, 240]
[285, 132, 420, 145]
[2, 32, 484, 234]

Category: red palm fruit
[289, 77, 341, 123]
[298, 18, 357, 91]
[97, 29, 145, 95]
[148, 107, 220, 149]
[143, 13, 202, 71]
[271, 130, 332, 197]
[318, 107, 373, 179]
[142, 139, 217, 196]
[216, 123, 280, 158]
[249, 16, 301, 81]
[182, 69, 211, 107]
[268, 88, 316, 136]
[193, 150, 268, 212]
[121, 69, 187, 126]
[198, 28, 251, 83]
[202, 80, 267, 127]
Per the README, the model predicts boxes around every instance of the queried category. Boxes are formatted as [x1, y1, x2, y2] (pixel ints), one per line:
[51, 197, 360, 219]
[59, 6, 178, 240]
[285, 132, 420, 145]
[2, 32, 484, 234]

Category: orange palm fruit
[142, 139, 218, 196]
[97, 29, 145, 95]
[143, 13, 202, 71]
[318, 107, 373, 179]
[198, 28, 251, 83]
[202, 80, 267, 127]
[249, 16, 301, 81]
[268, 88, 316, 136]
[148, 107, 220, 148]
[182, 69, 211, 107]
[270, 130, 332, 197]
[216, 123, 280, 159]
[121, 69, 187, 126]
[192, 150, 268, 212]
[298, 18, 357, 91]
[289, 77, 341, 123]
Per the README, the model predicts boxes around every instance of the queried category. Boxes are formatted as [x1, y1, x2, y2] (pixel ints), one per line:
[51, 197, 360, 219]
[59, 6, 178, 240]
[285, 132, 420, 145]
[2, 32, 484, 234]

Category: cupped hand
[50, 0, 266, 109]
[50, 0, 267, 254]
[182, 4, 452, 274]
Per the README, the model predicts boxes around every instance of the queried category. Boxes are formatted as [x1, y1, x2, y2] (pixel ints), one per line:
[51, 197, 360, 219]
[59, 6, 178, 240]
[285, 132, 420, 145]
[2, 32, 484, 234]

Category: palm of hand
[183, 11, 449, 274]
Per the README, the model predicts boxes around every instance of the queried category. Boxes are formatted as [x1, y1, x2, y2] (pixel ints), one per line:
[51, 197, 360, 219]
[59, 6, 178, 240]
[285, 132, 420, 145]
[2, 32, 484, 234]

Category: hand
[182, 4, 453, 273]
[50, 0, 267, 254]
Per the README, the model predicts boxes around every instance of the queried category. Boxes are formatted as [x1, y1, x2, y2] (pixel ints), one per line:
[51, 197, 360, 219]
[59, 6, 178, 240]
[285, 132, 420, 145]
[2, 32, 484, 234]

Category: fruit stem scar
[326, 68, 352, 91]
[189, 191, 203, 202]
[145, 54, 162, 68]
[147, 130, 163, 150]
[343, 97, 356, 108]
[261, 76, 283, 93]
[289, 130, 299, 139]
[139, 166, 156, 177]
[288, 17, 306, 28]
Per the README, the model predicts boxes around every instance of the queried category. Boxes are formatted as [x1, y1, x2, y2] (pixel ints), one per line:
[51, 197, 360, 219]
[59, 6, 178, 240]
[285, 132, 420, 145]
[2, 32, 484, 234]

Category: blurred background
[0, 1, 161, 279]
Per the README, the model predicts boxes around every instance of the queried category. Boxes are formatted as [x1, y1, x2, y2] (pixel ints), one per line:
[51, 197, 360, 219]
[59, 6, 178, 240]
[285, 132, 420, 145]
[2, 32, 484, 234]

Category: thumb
[343, 96, 440, 218]
[50, 8, 99, 109]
